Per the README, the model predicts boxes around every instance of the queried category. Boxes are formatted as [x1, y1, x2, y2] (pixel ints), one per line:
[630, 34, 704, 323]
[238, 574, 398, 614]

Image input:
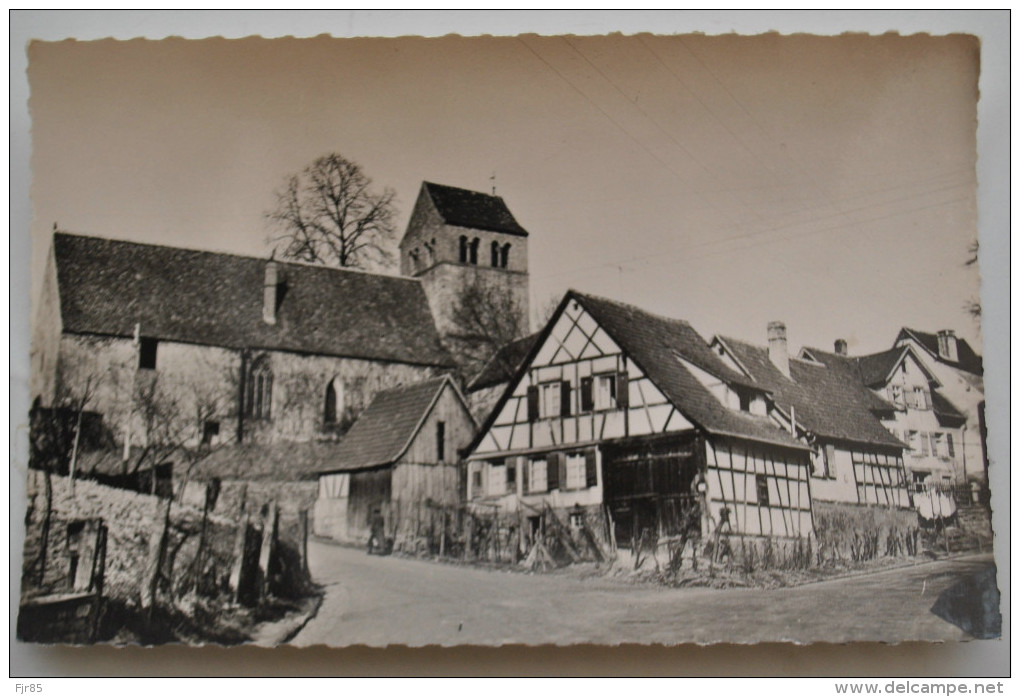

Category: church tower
[399, 182, 530, 371]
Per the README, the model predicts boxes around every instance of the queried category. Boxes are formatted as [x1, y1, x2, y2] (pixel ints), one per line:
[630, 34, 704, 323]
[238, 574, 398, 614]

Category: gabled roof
[467, 332, 541, 392]
[854, 347, 909, 387]
[558, 292, 806, 450]
[896, 327, 983, 376]
[423, 182, 529, 237]
[717, 338, 903, 449]
[316, 376, 472, 473]
[52, 233, 454, 367]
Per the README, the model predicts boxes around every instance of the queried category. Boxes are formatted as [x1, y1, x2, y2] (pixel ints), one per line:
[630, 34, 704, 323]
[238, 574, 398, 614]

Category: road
[291, 539, 995, 647]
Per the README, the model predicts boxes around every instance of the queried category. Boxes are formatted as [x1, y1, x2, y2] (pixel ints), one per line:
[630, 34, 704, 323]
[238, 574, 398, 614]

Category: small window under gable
[500, 243, 510, 268]
[469, 237, 480, 264]
[490, 240, 500, 267]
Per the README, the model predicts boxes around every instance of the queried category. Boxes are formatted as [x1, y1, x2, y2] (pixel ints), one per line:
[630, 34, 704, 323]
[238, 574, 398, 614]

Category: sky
[27, 31, 982, 357]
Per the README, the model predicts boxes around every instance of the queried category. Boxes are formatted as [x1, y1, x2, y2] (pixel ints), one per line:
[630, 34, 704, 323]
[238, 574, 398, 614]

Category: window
[506, 460, 517, 492]
[887, 384, 904, 407]
[931, 432, 944, 458]
[594, 373, 616, 410]
[469, 237, 480, 264]
[490, 240, 500, 267]
[500, 243, 510, 268]
[138, 337, 158, 370]
[541, 382, 562, 417]
[201, 420, 220, 446]
[459, 235, 468, 263]
[409, 248, 420, 271]
[528, 457, 548, 494]
[436, 421, 446, 462]
[813, 443, 836, 478]
[324, 379, 344, 424]
[906, 430, 920, 454]
[755, 474, 770, 506]
[487, 461, 506, 495]
[569, 511, 585, 531]
[471, 468, 482, 497]
[946, 433, 955, 457]
[919, 432, 930, 456]
[912, 387, 930, 410]
[245, 355, 273, 419]
[565, 452, 586, 490]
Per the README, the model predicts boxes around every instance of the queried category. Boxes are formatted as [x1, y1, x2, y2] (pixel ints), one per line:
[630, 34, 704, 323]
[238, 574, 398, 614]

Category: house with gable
[837, 343, 968, 494]
[894, 328, 986, 492]
[711, 324, 911, 511]
[465, 291, 815, 555]
[313, 376, 476, 544]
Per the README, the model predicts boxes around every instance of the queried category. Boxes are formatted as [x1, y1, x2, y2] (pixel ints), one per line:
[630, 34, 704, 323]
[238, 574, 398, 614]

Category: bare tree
[447, 275, 530, 381]
[266, 153, 398, 270]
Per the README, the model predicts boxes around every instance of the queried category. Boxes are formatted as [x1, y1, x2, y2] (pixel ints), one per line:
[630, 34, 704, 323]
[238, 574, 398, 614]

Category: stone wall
[21, 471, 237, 606]
[52, 333, 439, 447]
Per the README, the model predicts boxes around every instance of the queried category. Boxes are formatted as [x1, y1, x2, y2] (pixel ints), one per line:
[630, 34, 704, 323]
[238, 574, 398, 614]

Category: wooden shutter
[584, 449, 598, 488]
[522, 458, 530, 494]
[560, 380, 572, 416]
[527, 385, 540, 422]
[616, 372, 629, 408]
[546, 453, 560, 491]
[946, 433, 955, 457]
[580, 377, 594, 412]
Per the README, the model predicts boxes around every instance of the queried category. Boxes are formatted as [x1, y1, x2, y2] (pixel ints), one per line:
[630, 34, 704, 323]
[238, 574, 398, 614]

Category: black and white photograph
[14, 14, 1006, 661]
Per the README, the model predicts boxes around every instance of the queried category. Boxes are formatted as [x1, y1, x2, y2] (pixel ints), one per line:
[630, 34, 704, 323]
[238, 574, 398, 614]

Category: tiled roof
[52, 233, 454, 367]
[931, 390, 967, 423]
[423, 182, 529, 237]
[315, 377, 457, 473]
[467, 333, 541, 392]
[571, 293, 807, 451]
[897, 328, 983, 376]
[854, 347, 907, 387]
[720, 338, 903, 449]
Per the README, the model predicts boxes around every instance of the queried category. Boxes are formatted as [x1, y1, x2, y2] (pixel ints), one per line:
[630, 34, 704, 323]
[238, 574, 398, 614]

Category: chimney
[937, 329, 958, 362]
[767, 321, 790, 377]
[834, 338, 848, 356]
[263, 260, 280, 325]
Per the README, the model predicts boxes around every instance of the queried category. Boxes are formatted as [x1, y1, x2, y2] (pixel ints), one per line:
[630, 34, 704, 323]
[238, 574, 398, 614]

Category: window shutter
[580, 377, 594, 412]
[558, 454, 568, 490]
[546, 453, 560, 491]
[920, 434, 929, 456]
[560, 381, 572, 416]
[527, 385, 540, 422]
[522, 458, 530, 494]
[616, 372, 630, 408]
[924, 390, 932, 410]
[585, 449, 598, 488]
[946, 433, 955, 457]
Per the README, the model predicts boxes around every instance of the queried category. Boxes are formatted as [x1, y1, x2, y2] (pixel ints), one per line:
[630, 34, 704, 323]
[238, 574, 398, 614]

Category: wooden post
[298, 509, 310, 576]
[68, 403, 85, 497]
[140, 499, 171, 616]
[228, 513, 249, 604]
[439, 509, 446, 558]
[257, 501, 278, 602]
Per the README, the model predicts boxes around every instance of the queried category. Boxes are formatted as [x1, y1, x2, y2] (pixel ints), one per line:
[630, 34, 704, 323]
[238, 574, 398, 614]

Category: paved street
[291, 539, 995, 647]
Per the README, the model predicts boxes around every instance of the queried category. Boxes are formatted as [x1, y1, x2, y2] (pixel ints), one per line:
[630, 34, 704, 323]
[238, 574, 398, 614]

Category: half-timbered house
[711, 327, 911, 510]
[465, 291, 814, 554]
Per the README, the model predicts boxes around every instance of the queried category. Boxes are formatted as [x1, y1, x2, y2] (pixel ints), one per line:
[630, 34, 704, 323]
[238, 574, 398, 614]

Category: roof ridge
[570, 290, 692, 327]
[54, 231, 419, 283]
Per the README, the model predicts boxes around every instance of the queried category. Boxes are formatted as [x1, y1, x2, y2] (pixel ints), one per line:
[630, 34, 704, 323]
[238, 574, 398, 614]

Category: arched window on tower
[409, 248, 420, 272]
[500, 243, 511, 268]
[245, 354, 273, 419]
[459, 236, 468, 263]
[491, 241, 500, 267]
[469, 238, 480, 265]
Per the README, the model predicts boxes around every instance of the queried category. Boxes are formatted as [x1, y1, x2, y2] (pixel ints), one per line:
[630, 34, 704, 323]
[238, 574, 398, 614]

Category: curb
[248, 592, 324, 647]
